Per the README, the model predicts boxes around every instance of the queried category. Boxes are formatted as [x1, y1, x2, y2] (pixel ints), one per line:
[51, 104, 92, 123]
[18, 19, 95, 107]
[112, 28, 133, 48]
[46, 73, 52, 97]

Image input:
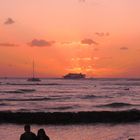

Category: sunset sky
[0, 0, 140, 78]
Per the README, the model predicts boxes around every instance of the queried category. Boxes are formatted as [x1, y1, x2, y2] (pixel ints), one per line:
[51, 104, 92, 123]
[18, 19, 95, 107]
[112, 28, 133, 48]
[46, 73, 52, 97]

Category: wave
[0, 97, 53, 102]
[97, 102, 135, 108]
[0, 109, 140, 124]
[0, 96, 71, 102]
[0, 90, 24, 94]
[115, 83, 140, 86]
[18, 89, 36, 92]
[80, 95, 99, 99]
[50, 106, 75, 110]
[79, 95, 112, 100]
[101, 87, 130, 90]
[0, 103, 8, 106]
[5, 83, 62, 86]
[18, 106, 77, 112]
[0, 89, 36, 94]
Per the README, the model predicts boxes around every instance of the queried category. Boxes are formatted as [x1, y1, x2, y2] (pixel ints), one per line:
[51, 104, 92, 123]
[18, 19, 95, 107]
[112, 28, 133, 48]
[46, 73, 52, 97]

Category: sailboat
[27, 61, 41, 82]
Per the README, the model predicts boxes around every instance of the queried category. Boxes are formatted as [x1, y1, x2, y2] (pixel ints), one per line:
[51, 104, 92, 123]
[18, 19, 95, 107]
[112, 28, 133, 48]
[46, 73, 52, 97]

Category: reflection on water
[0, 123, 140, 140]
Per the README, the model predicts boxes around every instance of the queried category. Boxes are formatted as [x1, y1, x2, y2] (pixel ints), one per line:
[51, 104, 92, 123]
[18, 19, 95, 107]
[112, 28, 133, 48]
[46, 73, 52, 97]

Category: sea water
[0, 78, 140, 140]
[0, 78, 140, 112]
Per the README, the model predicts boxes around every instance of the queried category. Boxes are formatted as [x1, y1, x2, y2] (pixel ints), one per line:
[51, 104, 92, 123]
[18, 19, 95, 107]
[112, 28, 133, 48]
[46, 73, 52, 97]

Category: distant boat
[27, 77, 41, 82]
[63, 73, 86, 79]
[27, 61, 41, 82]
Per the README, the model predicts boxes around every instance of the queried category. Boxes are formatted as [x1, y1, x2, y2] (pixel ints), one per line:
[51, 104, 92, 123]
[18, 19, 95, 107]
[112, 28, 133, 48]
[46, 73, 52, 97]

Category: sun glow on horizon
[0, 0, 140, 78]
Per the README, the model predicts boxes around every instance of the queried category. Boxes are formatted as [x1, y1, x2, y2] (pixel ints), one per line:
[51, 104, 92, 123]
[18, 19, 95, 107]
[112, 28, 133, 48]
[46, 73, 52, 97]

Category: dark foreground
[0, 110, 140, 124]
[1, 123, 140, 140]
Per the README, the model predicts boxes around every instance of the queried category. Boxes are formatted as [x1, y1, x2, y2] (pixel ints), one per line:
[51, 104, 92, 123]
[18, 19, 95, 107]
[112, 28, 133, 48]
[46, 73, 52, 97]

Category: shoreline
[1, 123, 140, 140]
[0, 110, 140, 124]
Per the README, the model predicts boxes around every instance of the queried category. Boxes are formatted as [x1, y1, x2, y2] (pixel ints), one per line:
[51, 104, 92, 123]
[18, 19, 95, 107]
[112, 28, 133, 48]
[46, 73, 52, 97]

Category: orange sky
[0, 0, 140, 78]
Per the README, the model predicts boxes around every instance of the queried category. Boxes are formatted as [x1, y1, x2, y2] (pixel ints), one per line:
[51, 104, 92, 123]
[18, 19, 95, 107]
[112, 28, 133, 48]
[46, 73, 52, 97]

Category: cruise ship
[63, 73, 86, 79]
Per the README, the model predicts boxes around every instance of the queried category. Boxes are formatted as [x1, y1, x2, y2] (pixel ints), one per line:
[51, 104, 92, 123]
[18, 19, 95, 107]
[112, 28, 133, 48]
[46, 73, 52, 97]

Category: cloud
[0, 43, 18, 47]
[101, 57, 112, 60]
[93, 48, 99, 51]
[29, 39, 55, 47]
[4, 18, 15, 25]
[120, 47, 128, 50]
[95, 32, 110, 37]
[71, 57, 92, 61]
[79, 0, 85, 2]
[81, 38, 98, 45]
[66, 67, 82, 72]
[61, 41, 73, 45]
[93, 57, 99, 60]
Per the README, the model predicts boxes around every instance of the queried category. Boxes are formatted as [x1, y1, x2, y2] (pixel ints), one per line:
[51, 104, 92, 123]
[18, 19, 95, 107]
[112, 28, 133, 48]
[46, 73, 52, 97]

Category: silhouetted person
[20, 124, 37, 140]
[128, 139, 135, 140]
[37, 129, 50, 140]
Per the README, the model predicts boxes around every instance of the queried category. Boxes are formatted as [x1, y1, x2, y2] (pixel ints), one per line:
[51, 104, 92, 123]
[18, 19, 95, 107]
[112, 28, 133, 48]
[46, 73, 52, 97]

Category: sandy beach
[0, 123, 140, 140]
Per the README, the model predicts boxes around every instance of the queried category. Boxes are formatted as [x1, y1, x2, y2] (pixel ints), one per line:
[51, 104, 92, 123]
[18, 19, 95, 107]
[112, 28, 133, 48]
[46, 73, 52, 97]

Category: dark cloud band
[4, 18, 15, 25]
[0, 43, 18, 47]
[81, 38, 98, 45]
[29, 39, 55, 47]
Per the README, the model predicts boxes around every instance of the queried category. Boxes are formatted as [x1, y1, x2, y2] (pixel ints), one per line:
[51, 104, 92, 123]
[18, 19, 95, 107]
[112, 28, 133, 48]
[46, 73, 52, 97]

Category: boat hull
[27, 78, 41, 82]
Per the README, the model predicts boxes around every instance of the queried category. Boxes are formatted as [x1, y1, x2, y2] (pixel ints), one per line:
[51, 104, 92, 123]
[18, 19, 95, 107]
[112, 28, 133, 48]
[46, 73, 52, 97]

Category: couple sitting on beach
[20, 124, 50, 140]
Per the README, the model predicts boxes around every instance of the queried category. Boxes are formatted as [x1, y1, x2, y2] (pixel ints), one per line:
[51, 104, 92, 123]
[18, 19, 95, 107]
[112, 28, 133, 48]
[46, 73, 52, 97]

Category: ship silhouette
[63, 73, 86, 79]
[27, 61, 41, 82]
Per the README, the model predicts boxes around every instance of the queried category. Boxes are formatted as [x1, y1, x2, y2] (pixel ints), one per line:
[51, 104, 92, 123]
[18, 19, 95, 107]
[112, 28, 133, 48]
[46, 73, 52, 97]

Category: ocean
[0, 78, 140, 112]
[0, 78, 140, 139]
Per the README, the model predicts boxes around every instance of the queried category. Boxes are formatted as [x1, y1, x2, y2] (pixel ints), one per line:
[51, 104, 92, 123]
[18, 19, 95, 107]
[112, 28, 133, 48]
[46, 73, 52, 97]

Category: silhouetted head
[24, 124, 31, 132]
[37, 128, 46, 137]
[128, 138, 135, 140]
